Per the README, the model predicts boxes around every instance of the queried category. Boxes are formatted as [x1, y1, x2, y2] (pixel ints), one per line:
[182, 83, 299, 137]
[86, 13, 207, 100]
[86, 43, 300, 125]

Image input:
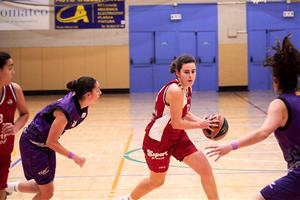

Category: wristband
[68, 151, 76, 159]
[230, 140, 239, 150]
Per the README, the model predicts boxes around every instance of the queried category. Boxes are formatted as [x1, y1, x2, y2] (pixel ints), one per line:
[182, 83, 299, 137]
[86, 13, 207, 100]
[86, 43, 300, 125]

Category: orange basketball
[202, 114, 229, 141]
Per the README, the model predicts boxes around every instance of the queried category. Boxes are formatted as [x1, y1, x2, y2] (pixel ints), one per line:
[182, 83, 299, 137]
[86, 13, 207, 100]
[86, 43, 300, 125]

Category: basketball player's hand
[199, 117, 219, 131]
[73, 155, 86, 168]
[1, 123, 15, 136]
[204, 144, 232, 161]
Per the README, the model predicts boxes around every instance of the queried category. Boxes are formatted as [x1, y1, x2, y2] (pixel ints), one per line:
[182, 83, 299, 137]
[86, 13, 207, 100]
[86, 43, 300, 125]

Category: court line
[124, 148, 287, 173]
[10, 158, 21, 168]
[8, 168, 286, 182]
[107, 132, 133, 200]
[234, 93, 267, 115]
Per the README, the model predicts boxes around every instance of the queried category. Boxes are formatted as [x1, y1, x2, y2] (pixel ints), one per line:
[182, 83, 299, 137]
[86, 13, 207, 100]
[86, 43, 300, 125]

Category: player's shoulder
[10, 82, 23, 92]
[268, 98, 287, 113]
[168, 82, 182, 92]
[167, 83, 184, 97]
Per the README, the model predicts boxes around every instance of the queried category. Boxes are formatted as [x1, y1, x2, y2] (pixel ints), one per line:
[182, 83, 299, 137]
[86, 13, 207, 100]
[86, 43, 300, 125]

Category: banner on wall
[0, 0, 50, 30]
[55, 0, 125, 29]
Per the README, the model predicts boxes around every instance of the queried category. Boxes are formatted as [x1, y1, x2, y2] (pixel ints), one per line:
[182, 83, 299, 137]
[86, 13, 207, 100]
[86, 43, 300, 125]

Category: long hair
[264, 34, 300, 92]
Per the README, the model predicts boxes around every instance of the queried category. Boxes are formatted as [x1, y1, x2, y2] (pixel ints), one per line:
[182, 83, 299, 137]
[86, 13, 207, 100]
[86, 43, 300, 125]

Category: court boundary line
[107, 132, 133, 200]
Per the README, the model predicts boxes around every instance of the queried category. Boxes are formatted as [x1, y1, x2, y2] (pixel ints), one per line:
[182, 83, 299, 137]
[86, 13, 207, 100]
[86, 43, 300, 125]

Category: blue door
[178, 32, 196, 57]
[130, 32, 154, 64]
[178, 32, 199, 91]
[248, 30, 268, 90]
[152, 32, 177, 91]
[130, 32, 155, 92]
[155, 32, 177, 64]
[196, 31, 218, 91]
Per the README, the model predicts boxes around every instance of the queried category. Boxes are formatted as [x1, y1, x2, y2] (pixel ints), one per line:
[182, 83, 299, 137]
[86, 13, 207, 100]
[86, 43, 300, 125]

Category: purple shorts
[19, 134, 56, 185]
[260, 168, 300, 200]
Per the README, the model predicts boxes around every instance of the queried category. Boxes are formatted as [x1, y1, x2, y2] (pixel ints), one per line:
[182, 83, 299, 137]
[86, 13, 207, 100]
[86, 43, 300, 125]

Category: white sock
[6, 181, 19, 193]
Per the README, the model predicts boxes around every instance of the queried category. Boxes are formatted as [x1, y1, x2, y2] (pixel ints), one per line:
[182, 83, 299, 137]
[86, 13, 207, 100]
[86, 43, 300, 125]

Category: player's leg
[6, 180, 39, 194]
[173, 132, 218, 200]
[0, 155, 10, 200]
[183, 151, 219, 200]
[0, 190, 5, 200]
[130, 170, 167, 199]
[253, 192, 265, 200]
[32, 182, 54, 200]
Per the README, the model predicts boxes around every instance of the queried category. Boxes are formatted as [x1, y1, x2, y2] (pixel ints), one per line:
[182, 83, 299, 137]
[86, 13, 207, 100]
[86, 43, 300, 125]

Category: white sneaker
[116, 195, 131, 200]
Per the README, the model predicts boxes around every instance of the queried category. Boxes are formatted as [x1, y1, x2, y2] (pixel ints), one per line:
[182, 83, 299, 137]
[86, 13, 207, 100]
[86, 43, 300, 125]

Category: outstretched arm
[206, 99, 287, 161]
[46, 109, 86, 167]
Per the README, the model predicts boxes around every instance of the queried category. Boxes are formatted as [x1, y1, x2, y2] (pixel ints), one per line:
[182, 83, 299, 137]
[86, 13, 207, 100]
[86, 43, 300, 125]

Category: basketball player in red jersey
[0, 52, 29, 200]
[119, 55, 219, 200]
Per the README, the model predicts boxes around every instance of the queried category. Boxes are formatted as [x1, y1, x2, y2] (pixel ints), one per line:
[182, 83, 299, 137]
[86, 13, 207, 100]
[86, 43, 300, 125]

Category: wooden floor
[8, 91, 287, 200]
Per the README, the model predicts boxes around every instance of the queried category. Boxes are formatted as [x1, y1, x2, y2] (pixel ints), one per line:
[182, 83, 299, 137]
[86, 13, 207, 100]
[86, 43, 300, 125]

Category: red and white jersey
[0, 83, 17, 155]
[145, 79, 191, 142]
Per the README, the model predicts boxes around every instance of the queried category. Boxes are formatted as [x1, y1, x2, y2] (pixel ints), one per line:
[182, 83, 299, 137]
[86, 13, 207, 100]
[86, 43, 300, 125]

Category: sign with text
[55, 0, 125, 29]
[0, 1, 50, 30]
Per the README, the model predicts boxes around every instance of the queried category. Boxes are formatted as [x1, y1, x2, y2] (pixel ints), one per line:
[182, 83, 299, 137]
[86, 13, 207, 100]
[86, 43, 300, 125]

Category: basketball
[202, 114, 229, 141]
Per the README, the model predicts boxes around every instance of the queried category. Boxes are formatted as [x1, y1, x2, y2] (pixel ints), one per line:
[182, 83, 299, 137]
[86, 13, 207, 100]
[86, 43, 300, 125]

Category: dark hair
[0, 52, 11, 69]
[170, 54, 196, 74]
[264, 34, 300, 92]
[66, 76, 97, 98]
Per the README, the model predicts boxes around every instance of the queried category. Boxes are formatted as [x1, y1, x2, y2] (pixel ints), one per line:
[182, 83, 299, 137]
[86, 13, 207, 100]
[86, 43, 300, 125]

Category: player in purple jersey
[206, 35, 300, 200]
[6, 76, 101, 200]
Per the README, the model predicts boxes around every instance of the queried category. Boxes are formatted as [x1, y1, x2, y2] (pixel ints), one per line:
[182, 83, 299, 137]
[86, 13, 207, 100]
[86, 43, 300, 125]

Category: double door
[130, 31, 218, 92]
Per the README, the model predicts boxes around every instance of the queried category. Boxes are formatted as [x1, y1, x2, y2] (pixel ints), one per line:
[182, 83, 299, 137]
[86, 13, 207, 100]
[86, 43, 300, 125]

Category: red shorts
[0, 154, 11, 190]
[143, 131, 197, 173]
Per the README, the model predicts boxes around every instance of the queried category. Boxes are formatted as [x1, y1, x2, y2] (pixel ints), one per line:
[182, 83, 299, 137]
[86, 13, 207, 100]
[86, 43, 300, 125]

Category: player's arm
[184, 111, 208, 123]
[206, 99, 286, 161]
[167, 84, 214, 130]
[9, 83, 29, 134]
[46, 109, 86, 167]
[235, 99, 285, 148]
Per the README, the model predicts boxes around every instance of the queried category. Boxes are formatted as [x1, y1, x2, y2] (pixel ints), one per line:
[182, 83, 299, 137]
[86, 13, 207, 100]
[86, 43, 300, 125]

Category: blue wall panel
[130, 32, 154, 64]
[247, 2, 300, 30]
[247, 2, 300, 91]
[155, 32, 177, 64]
[129, 4, 217, 32]
[178, 32, 196, 57]
[129, 3, 218, 93]
[153, 65, 174, 92]
[197, 65, 218, 91]
[130, 66, 153, 93]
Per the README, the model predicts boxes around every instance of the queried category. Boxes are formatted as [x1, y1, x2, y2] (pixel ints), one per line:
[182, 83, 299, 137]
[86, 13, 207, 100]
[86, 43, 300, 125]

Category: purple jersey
[24, 92, 88, 144]
[275, 91, 300, 170]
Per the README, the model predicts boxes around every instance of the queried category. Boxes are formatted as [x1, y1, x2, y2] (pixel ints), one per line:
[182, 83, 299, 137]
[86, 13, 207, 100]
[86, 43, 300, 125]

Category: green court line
[124, 148, 287, 173]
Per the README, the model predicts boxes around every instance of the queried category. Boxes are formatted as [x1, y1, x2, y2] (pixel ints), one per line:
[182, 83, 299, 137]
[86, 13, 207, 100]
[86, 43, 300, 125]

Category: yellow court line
[107, 132, 133, 200]
[12, 148, 17, 156]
